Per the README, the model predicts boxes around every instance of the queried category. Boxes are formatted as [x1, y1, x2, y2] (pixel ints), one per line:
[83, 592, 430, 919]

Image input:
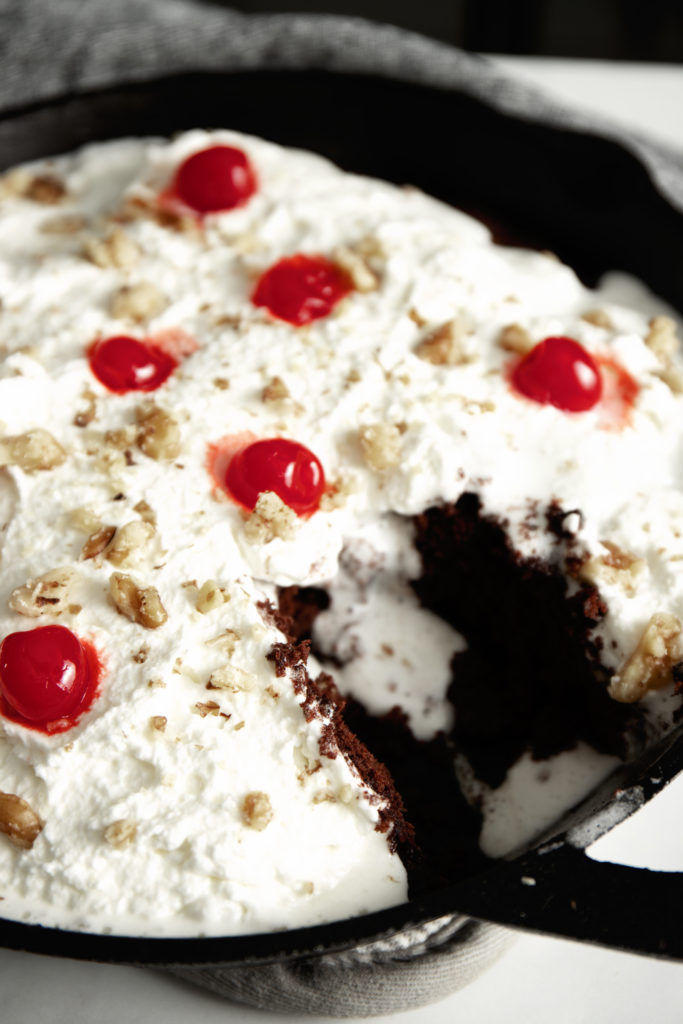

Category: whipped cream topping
[0, 129, 681, 933]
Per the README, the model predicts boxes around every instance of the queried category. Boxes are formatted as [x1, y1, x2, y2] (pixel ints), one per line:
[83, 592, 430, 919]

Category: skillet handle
[452, 841, 683, 959]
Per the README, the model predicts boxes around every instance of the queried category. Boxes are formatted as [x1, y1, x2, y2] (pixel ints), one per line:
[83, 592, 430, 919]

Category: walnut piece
[359, 423, 402, 472]
[40, 214, 87, 235]
[0, 429, 66, 471]
[68, 506, 101, 534]
[110, 281, 167, 322]
[135, 403, 181, 461]
[196, 580, 228, 614]
[24, 175, 66, 204]
[119, 195, 199, 235]
[83, 227, 140, 269]
[73, 389, 97, 428]
[104, 520, 155, 567]
[193, 700, 222, 718]
[0, 792, 44, 850]
[497, 323, 534, 354]
[646, 315, 680, 363]
[133, 500, 157, 525]
[104, 819, 137, 848]
[241, 791, 273, 831]
[416, 318, 472, 365]
[9, 567, 77, 618]
[609, 613, 682, 703]
[244, 491, 298, 543]
[581, 309, 614, 329]
[333, 244, 380, 293]
[656, 365, 683, 394]
[261, 375, 290, 404]
[150, 716, 167, 732]
[206, 629, 240, 656]
[109, 572, 168, 629]
[579, 541, 646, 597]
[104, 425, 138, 451]
[206, 663, 253, 692]
[81, 524, 117, 560]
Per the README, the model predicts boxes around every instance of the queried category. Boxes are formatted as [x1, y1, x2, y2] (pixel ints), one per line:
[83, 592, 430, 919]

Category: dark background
[207, 0, 683, 61]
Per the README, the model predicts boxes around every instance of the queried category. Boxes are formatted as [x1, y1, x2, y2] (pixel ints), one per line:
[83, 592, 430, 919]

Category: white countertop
[2, 55, 683, 1024]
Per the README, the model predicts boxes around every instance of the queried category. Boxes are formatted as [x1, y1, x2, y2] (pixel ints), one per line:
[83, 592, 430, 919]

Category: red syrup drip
[218, 437, 326, 516]
[511, 336, 603, 413]
[89, 335, 178, 393]
[251, 254, 352, 326]
[170, 145, 257, 214]
[0, 625, 102, 734]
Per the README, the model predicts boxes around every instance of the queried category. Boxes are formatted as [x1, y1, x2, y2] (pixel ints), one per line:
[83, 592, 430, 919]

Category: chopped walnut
[40, 214, 87, 235]
[312, 791, 337, 805]
[110, 281, 167, 322]
[609, 613, 682, 703]
[132, 644, 149, 664]
[416, 318, 472, 365]
[579, 541, 646, 597]
[0, 168, 29, 199]
[0, 792, 44, 850]
[359, 423, 402, 472]
[206, 629, 240, 656]
[133, 500, 157, 526]
[24, 175, 66, 204]
[103, 520, 155, 567]
[0, 428, 66, 471]
[73, 389, 97, 428]
[68, 506, 101, 534]
[333, 244, 380, 293]
[655, 365, 683, 394]
[119, 195, 199, 235]
[104, 425, 138, 451]
[646, 315, 680, 363]
[261, 375, 290, 404]
[104, 819, 137, 849]
[498, 323, 534, 354]
[150, 716, 167, 732]
[319, 475, 355, 511]
[244, 491, 298, 543]
[109, 572, 168, 629]
[83, 227, 140, 269]
[196, 580, 228, 614]
[206, 663, 254, 692]
[213, 377, 230, 390]
[193, 700, 222, 718]
[9, 567, 77, 618]
[135, 403, 181, 461]
[241, 791, 273, 831]
[581, 309, 614, 329]
[81, 524, 117, 560]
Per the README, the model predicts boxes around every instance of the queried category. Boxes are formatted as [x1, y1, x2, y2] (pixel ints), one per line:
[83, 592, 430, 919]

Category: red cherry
[172, 145, 257, 214]
[89, 336, 177, 393]
[252, 254, 352, 326]
[0, 625, 94, 728]
[512, 336, 602, 412]
[224, 438, 325, 516]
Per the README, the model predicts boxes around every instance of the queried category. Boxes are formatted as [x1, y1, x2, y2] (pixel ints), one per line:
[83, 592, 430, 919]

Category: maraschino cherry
[171, 145, 257, 214]
[89, 335, 177, 393]
[252, 254, 352, 326]
[512, 336, 602, 412]
[0, 625, 99, 732]
[224, 438, 325, 516]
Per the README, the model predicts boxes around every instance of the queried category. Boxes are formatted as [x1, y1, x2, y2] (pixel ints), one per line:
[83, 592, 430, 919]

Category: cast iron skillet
[1, 70, 683, 967]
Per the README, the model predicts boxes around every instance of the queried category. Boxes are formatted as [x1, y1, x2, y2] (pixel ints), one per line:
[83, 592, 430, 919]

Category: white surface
[491, 56, 683, 149]
[2, 55, 683, 1022]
